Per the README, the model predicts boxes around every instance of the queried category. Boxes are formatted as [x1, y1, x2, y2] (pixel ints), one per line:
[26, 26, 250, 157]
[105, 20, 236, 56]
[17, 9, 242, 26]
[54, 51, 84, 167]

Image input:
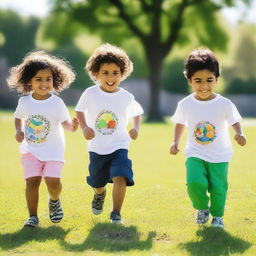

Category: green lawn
[0, 110, 256, 256]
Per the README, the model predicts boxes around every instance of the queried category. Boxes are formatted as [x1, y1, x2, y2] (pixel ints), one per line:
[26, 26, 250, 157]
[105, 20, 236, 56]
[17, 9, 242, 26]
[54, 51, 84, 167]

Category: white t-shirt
[15, 94, 71, 162]
[172, 93, 242, 163]
[75, 85, 144, 154]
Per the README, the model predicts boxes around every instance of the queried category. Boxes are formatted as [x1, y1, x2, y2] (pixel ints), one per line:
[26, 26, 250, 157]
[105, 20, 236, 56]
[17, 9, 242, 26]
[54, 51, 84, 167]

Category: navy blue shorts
[87, 149, 134, 188]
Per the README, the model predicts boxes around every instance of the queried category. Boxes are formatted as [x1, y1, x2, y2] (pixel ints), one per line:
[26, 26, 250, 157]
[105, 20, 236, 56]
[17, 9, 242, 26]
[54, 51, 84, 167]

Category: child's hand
[83, 126, 95, 140]
[15, 130, 24, 142]
[129, 128, 138, 140]
[71, 117, 79, 132]
[234, 134, 246, 146]
[170, 142, 179, 155]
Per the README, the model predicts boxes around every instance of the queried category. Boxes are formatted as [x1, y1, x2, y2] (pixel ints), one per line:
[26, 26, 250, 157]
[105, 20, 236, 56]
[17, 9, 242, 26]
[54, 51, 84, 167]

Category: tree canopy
[47, 0, 252, 120]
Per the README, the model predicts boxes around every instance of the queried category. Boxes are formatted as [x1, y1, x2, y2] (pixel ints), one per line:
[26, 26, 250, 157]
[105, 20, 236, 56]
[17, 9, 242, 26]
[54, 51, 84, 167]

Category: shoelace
[93, 195, 104, 208]
[198, 211, 207, 218]
[213, 217, 223, 224]
[27, 216, 38, 225]
[50, 202, 60, 214]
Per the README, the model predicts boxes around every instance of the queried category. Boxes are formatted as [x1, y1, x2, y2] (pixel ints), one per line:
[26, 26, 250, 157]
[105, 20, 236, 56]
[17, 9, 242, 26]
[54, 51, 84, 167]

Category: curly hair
[7, 50, 76, 94]
[184, 48, 220, 80]
[86, 43, 133, 82]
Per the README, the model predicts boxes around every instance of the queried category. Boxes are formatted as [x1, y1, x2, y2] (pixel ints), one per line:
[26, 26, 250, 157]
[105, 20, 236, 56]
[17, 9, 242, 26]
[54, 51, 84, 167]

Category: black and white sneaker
[110, 210, 123, 224]
[211, 216, 224, 228]
[49, 199, 63, 223]
[196, 209, 210, 224]
[92, 190, 106, 215]
[24, 216, 39, 227]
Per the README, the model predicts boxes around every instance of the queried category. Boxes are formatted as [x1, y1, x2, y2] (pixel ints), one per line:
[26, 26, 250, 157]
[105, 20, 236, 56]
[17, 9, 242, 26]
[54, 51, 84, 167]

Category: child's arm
[129, 115, 141, 140]
[15, 118, 24, 142]
[170, 123, 185, 155]
[62, 117, 79, 132]
[76, 111, 95, 140]
[232, 122, 246, 146]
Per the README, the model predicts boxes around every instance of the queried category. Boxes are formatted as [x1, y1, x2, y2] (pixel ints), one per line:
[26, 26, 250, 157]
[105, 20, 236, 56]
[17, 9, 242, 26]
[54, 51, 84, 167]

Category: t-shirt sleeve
[57, 100, 71, 123]
[75, 91, 88, 112]
[171, 102, 186, 125]
[126, 96, 144, 119]
[14, 98, 26, 119]
[226, 101, 242, 126]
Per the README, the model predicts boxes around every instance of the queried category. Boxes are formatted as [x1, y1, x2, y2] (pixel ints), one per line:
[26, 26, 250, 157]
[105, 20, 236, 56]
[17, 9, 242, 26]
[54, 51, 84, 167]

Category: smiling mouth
[106, 82, 115, 86]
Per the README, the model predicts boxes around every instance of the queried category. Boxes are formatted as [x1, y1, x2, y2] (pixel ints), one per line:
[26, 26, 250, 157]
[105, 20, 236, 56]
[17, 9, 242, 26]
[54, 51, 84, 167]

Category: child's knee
[112, 176, 126, 184]
[45, 177, 61, 189]
[26, 176, 41, 188]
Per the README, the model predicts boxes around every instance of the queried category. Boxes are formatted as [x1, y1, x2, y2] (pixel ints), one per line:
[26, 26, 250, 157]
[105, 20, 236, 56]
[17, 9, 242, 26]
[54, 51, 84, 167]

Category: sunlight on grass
[0, 110, 256, 255]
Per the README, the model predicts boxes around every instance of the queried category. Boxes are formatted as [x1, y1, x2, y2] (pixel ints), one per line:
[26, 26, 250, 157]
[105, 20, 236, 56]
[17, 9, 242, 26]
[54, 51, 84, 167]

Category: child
[170, 48, 246, 228]
[75, 43, 143, 224]
[7, 50, 79, 227]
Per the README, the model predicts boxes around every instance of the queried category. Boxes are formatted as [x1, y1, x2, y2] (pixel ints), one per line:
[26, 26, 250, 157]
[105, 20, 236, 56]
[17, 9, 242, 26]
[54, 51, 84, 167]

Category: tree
[0, 10, 40, 66]
[49, 0, 251, 121]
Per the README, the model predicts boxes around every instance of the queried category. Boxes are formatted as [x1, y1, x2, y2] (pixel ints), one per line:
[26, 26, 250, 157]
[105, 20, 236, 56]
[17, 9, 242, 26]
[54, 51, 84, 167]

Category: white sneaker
[196, 209, 209, 224]
[211, 216, 224, 228]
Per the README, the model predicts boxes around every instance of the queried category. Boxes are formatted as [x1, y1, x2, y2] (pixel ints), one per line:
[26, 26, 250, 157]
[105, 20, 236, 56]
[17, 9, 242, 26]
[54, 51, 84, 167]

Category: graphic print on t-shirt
[193, 121, 216, 145]
[95, 110, 118, 135]
[25, 114, 51, 144]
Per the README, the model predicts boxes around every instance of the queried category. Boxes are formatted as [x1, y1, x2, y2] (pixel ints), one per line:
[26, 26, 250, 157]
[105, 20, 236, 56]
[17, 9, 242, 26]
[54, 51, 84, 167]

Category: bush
[225, 78, 256, 94]
[162, 59, 189, 94]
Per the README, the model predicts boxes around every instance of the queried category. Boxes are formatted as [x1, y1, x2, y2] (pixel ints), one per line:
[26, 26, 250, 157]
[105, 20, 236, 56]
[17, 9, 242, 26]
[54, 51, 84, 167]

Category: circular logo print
[95, 110, 118, 135]
[194, 121, 216, 145]
[25, 114, 51, 144]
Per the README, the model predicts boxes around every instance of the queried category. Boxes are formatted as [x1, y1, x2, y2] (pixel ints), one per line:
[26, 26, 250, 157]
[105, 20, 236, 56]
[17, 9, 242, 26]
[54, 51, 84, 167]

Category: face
[188, 69, 217, 101]
[29, 69, 53, 100]
[95, 63, 122, 93]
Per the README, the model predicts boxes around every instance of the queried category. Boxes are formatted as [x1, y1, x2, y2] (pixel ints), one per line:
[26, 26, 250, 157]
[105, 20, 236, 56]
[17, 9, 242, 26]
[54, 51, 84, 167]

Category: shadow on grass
[0, 226, 69, 250]
[60, 222, 156, 252]
[179, 226, 252, 256]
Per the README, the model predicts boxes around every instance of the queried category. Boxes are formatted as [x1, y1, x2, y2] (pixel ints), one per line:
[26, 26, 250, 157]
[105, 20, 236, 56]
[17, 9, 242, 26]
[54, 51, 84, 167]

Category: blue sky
[0, 0, 255, 24]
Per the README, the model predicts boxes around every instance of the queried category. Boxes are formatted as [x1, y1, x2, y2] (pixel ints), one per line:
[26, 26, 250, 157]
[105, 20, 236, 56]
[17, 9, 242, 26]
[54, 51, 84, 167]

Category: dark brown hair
[86, 43, 133, 82]
[184, 48, 220, 80]
[7, 50, 75, 94]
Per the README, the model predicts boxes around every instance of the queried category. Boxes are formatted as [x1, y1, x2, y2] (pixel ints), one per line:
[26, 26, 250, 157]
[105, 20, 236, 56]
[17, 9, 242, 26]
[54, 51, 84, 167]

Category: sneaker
[24, 216, 39, 227]
[211, 216, 224, 228]
[110, 210, 122, 224]
[196, 209, 210, 224]
[49, 199, 63, 223]
[92, 190, 106, 215]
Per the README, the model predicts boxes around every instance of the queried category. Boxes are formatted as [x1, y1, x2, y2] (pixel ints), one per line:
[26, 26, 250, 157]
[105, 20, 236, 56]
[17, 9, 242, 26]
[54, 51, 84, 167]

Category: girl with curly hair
[7, 50, 79, 227]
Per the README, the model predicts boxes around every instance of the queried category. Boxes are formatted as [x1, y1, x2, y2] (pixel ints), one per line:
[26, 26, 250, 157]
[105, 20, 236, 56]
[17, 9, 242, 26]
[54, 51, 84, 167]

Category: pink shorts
[21, 153, 64, 180]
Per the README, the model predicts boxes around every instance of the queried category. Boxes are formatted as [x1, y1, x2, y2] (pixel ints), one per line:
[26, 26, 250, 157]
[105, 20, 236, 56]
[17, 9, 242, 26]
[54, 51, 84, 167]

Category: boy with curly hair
[76, 44, 143, 223]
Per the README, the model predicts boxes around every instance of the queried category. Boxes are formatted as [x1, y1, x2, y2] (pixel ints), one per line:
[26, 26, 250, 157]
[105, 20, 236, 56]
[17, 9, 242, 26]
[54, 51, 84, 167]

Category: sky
[0, 0, 255, 24]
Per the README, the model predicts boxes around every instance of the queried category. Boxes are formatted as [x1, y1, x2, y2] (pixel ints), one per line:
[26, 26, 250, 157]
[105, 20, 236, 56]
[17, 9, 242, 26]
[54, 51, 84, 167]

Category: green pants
[186, 157, 228, 217]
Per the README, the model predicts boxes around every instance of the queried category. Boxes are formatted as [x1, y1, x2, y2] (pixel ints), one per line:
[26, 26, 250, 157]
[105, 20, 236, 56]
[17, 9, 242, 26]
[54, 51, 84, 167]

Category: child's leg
[112, 176, 127, 212]
[94, 187, 106, 195]
[26, 176, 42, 217]
[186, 157, 209, 210]
[44, 161, 64, 200]
[45, 177, 64, 223]
[45, 177, 62, 200]
[207, 162, 228, 217]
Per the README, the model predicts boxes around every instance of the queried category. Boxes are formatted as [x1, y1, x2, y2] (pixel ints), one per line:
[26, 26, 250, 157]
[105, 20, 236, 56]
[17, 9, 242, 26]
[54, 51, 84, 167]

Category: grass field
[0, 110, 256, 256]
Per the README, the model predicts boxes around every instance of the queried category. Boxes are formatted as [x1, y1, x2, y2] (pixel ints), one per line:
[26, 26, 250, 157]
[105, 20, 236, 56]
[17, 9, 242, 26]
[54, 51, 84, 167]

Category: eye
[113, 72, 120, 75]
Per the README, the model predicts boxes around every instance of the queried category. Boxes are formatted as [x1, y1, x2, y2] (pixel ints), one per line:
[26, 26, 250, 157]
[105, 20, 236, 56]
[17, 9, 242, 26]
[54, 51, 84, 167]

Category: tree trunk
[145, 48, 165, 122]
